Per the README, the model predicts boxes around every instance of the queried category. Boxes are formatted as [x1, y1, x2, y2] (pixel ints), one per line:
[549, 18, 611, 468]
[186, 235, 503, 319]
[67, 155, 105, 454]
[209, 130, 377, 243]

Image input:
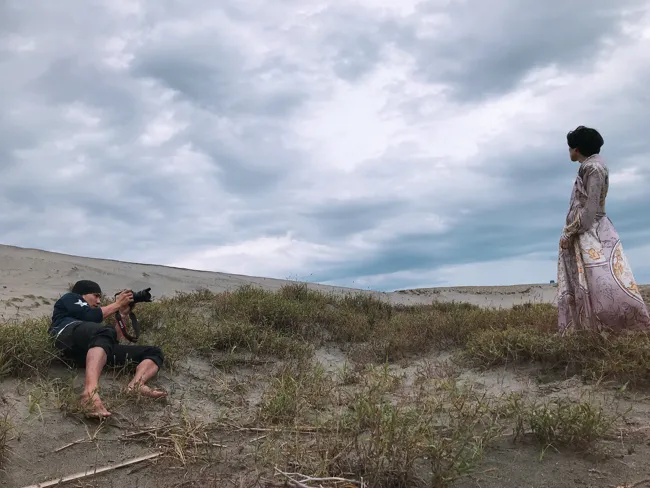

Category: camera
[115, 287, 153, 305]
[131, 287, 152, 304]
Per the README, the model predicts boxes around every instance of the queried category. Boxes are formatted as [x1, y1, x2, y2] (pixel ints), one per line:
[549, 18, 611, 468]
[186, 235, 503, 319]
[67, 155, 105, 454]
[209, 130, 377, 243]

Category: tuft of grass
[525, 398, 616, 451]
[0, 413, 13, 470]
[464, 327, 650, 385]
[258, 359, 333, 425]
[0, 317, 59, 378]
[498, 392, 619, 454]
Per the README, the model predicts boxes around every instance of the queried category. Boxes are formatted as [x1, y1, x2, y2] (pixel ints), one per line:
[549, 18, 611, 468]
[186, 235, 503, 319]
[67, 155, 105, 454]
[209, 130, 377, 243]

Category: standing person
[557, 125, 650, 335]
[50, 280, 167, 418]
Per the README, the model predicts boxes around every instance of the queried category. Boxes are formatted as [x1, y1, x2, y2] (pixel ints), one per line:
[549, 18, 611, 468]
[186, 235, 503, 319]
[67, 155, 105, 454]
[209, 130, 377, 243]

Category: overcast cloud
[2, 0, 650, 291]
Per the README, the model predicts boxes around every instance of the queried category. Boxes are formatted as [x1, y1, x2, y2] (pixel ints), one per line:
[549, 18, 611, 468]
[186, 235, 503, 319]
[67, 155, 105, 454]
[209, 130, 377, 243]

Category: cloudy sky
[2, 0, 650, 291]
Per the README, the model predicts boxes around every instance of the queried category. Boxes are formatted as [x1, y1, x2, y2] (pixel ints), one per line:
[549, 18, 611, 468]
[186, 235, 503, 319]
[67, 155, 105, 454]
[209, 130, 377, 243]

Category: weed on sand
[123, 286, 650, 387]
[253, 368, 620, 487]
[497, 391, 619, 453]
[464, 326, 650, 385]
[250, 364, 502, 487]
[0, 413, 13, 470]
[1, 284, 648, 487]
[0, 317, 56, 378]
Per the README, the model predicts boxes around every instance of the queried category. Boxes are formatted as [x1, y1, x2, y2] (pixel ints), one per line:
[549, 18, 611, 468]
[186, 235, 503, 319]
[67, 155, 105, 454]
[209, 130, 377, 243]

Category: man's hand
[115, 290, 134, 310]
[99, 289, 133, 320]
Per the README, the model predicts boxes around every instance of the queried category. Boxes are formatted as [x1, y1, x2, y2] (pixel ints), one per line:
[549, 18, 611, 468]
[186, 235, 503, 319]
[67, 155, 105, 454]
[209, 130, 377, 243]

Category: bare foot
[80, 391, 111, 418]
[127, 382, 167, 399]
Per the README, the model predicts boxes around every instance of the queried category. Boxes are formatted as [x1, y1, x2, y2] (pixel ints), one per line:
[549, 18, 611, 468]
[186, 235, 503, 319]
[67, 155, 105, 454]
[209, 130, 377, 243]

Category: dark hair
[566, 125, 604, 157]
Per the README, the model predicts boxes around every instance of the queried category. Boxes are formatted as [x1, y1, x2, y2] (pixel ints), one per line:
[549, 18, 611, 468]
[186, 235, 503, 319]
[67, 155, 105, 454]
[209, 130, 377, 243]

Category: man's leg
[55, 321, 118, 417]
[109, 344, 167, 398]
[81, 347, 111, 417]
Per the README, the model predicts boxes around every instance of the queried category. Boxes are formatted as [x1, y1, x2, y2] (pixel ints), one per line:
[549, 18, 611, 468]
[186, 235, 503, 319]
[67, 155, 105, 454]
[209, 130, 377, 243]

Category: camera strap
[114, 310, 141, 343]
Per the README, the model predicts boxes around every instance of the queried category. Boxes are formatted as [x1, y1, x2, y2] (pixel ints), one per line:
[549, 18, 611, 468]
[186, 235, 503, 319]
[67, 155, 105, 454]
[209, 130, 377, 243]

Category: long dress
[557, 154, 650, 335]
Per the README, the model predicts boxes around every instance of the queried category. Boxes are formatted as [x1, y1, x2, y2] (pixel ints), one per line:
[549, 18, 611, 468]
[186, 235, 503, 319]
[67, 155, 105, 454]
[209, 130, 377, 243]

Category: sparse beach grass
[0, 413, 12, 471]
[1, 283, 648, 486]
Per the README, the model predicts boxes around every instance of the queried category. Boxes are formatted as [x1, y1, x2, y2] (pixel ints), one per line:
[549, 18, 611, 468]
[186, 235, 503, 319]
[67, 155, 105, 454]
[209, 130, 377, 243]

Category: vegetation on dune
[0, 283, 647, 486]
[3, 283, 647, 384]
[0, 413, 12, 471]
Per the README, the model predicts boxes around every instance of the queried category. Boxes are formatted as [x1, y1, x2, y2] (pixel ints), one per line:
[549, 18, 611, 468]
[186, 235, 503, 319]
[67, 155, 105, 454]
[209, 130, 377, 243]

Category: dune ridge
[1, 243, 563, 320]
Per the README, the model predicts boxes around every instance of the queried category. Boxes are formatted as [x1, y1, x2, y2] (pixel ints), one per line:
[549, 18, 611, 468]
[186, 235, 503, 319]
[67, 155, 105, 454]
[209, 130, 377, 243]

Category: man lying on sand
[49, 280, 167, 418]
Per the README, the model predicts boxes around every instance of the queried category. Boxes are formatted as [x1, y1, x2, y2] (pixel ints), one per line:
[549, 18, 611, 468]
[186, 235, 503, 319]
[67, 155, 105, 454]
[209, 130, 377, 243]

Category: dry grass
[464, 326, 650, 384]
[0, 283, 647, 486]
[0, 413, 13, 471]
[119, 407, 227, 466]
[497, 391, 620, 452]
[3, 284, 646, 385]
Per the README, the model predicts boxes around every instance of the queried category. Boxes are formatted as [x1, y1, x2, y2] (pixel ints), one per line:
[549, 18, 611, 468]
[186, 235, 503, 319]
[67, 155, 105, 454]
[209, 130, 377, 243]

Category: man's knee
[87, 326, 118, 357]
[144, 346, 164, 369]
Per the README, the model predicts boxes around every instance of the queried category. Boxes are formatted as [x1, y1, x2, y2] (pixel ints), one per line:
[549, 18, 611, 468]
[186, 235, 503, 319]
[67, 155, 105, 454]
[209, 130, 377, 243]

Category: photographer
[50, 280, 166, 418]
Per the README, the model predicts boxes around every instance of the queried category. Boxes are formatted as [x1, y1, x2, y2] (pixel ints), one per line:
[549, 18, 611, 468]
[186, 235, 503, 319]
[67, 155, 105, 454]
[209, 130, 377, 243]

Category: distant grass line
[0, 283, 649, 385]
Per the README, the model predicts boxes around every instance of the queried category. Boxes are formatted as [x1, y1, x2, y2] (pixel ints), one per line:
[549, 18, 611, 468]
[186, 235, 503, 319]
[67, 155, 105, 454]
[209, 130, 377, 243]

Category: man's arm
[100, 302, 125, 320]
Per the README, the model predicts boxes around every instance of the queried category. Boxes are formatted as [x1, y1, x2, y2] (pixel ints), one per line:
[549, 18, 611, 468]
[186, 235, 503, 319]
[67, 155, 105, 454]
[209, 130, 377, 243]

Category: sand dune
[1, 243, 561, 320]
[4, 243, 650, 488]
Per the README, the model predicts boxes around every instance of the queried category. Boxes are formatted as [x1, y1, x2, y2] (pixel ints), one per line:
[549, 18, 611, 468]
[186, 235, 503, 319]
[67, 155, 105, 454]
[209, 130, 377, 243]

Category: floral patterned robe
[557, 154, 650, 334]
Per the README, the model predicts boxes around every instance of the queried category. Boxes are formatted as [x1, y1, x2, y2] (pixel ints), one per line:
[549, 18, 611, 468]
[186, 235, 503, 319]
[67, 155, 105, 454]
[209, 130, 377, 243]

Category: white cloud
[168, 233, 348, 279]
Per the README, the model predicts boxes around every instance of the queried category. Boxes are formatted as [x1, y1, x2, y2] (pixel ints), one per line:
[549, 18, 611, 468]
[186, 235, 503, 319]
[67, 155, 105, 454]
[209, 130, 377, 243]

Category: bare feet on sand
[126, 382, 168, 399]
[80, 390, 111, 418]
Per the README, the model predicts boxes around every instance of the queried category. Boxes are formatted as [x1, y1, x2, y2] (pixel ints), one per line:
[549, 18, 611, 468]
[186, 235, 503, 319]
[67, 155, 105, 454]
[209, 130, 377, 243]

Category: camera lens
[132, 288, 152, 304]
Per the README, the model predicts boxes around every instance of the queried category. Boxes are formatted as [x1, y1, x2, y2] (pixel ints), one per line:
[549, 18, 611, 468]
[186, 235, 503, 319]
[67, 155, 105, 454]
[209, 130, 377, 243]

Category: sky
[2, 0, 650, 291]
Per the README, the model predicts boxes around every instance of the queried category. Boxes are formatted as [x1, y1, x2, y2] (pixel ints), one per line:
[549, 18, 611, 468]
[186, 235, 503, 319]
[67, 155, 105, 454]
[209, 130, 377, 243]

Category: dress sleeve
[562, 164, 604, 240]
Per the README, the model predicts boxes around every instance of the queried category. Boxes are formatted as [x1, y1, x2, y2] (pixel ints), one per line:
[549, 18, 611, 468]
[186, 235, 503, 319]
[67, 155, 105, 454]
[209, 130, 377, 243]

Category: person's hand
[560, 236, 570, 250]
[115, 290, 133, 309]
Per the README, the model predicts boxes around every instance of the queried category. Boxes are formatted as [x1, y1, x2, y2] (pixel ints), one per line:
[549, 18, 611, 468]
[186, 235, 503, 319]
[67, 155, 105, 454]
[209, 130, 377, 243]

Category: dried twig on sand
[222, 422, 321, 434]
[121, 423, 181, 438]
[53, 438, 91, 453]
[21, 452, 162, 488]
[53, 423, 105, 453]
[119, 419, 227, 465]
[617, 479, 650, 488]
[274, 467, 366, 488]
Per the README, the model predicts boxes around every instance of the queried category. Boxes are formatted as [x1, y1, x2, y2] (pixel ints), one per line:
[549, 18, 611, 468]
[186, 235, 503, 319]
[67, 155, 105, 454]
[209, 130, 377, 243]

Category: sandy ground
[2, 244, 649, 487]
[2, 350, 649, 488]
[0, 243, 560, 322]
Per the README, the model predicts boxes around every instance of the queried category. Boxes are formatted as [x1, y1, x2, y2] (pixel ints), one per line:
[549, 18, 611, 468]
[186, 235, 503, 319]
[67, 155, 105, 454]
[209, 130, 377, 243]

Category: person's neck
[579, 154, 597, 164]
